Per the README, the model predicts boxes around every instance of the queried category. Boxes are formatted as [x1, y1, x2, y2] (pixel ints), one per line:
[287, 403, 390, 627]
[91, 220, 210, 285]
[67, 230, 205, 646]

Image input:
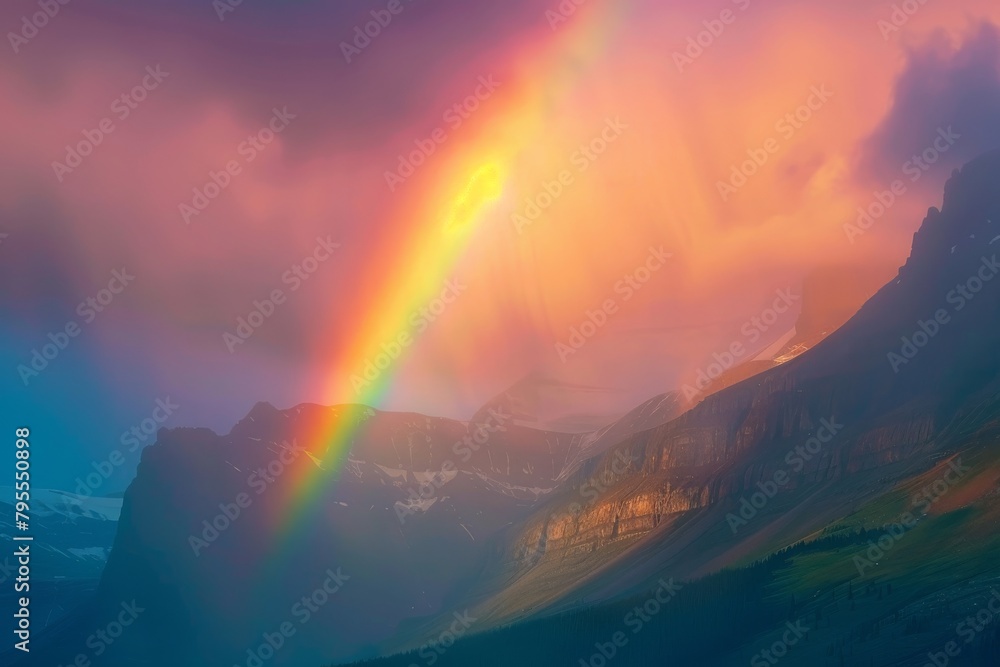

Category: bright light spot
[446, 163, 504, 232]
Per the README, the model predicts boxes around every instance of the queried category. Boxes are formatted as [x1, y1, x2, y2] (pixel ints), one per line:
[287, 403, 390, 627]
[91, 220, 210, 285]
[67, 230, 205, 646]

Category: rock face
[503, 382, 940, 569]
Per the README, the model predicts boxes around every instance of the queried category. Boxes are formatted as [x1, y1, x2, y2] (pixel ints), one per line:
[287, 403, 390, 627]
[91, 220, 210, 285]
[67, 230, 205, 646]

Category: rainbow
[268, 1, 624, 556]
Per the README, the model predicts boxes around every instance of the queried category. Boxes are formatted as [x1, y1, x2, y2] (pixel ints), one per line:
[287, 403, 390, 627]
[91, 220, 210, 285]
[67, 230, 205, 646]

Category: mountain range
[13, 150, 1000, 667]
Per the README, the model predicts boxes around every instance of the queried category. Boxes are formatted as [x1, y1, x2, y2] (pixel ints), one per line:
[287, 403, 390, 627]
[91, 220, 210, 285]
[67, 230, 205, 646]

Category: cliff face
[505, 387, 939, 567]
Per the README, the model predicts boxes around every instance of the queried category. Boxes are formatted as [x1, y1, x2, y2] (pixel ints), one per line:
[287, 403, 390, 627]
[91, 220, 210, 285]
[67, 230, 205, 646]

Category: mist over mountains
[7, 150, 1000, 667]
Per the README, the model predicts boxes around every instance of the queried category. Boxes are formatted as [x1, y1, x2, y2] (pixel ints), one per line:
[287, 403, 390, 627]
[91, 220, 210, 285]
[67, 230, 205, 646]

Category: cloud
[862, 22, 1000, 180]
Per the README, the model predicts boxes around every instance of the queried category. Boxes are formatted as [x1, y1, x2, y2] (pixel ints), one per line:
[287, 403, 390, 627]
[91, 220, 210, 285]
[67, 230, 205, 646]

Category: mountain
[470, 372, 634, 433]
[14, 403, 596, 666]
[20, 151, 1000, 667]
[346, 152, 1000, 665]
[0, 487, 121, 577]
[0, 488, 121, 651]
[473, 379, 687, 481]
[688, 262, 895, 400]
[553, 391, 685, 480]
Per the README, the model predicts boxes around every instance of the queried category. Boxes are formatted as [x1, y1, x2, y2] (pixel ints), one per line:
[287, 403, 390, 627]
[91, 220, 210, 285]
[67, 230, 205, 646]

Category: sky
[3, 0, 1000, 491]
